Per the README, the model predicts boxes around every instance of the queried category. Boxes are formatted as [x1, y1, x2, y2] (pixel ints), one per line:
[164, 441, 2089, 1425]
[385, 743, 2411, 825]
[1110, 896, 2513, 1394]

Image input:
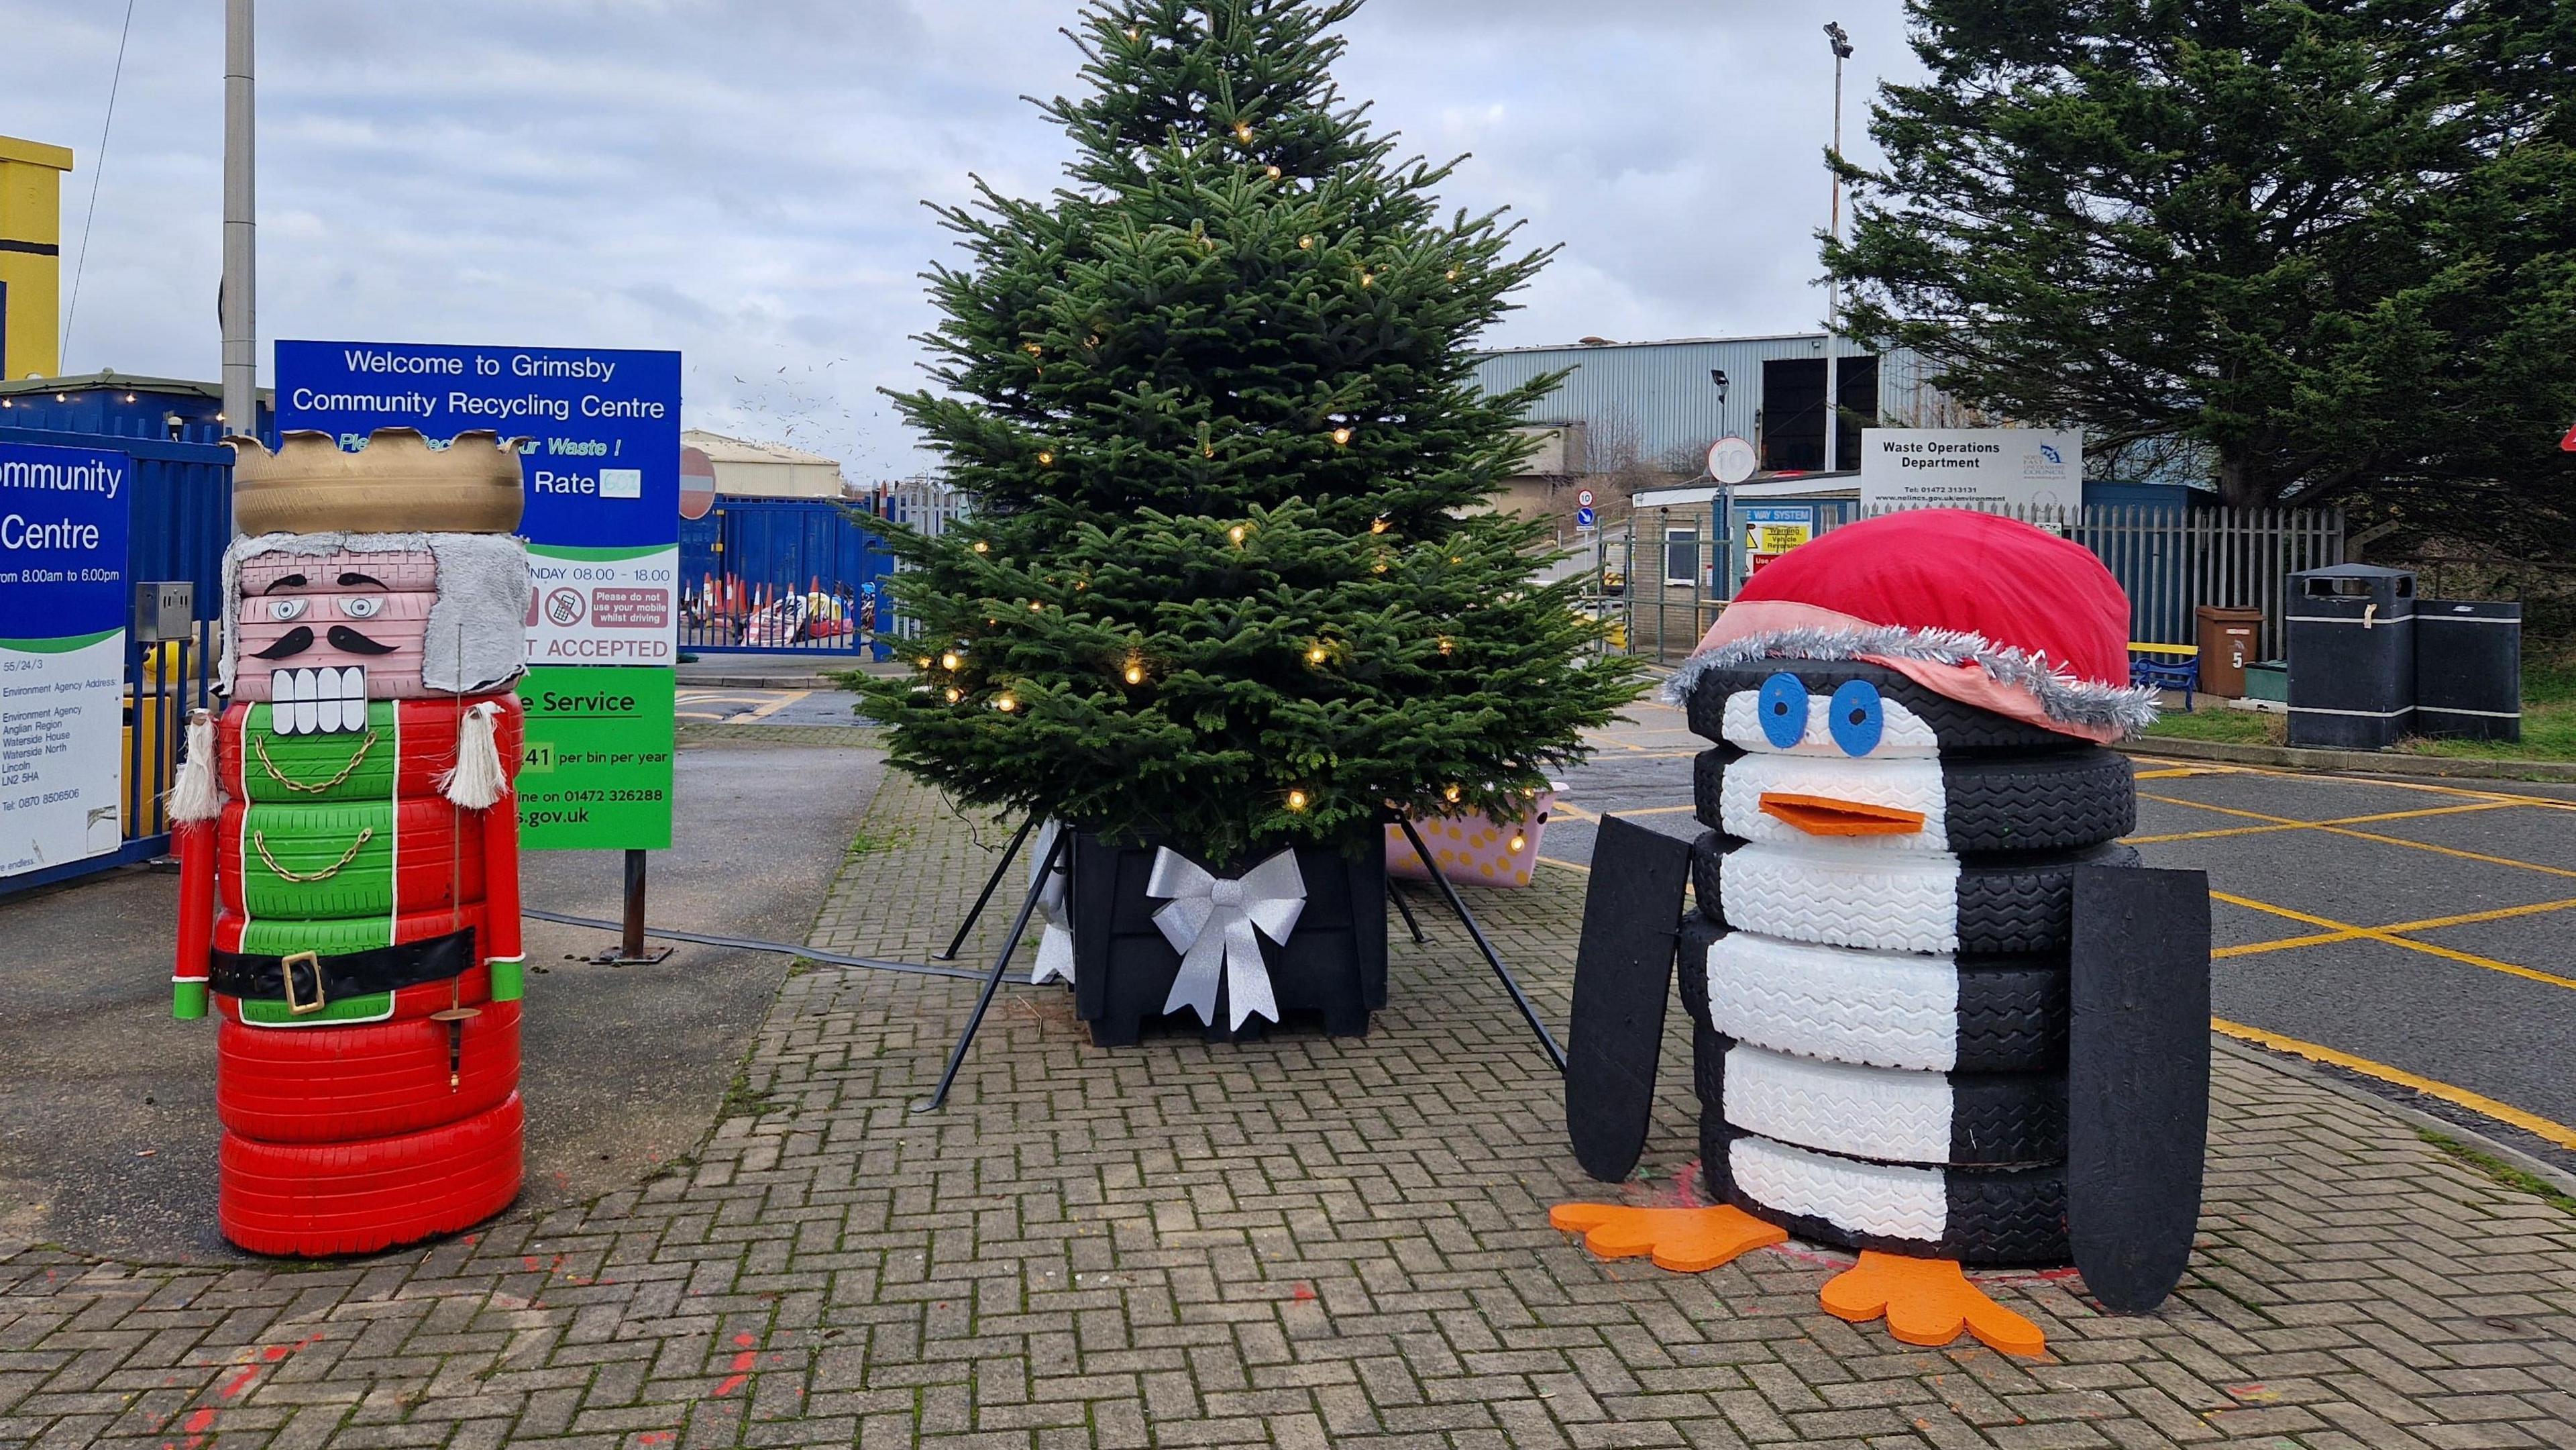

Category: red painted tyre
[218, 1093, 524, 1257]
[217, 1000, 521, 1143]
[218, 695, 524, 804]
[217, 798, 486, 919]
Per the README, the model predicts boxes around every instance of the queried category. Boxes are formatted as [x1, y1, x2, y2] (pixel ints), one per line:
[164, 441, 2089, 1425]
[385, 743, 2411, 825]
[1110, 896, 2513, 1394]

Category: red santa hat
[1668, 509, 2157, 743]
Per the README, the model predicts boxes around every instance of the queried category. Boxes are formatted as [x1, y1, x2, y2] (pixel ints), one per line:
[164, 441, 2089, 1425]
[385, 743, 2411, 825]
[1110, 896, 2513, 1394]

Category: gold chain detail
[253, 729, 380, 794]
[252, 827, 376, 883]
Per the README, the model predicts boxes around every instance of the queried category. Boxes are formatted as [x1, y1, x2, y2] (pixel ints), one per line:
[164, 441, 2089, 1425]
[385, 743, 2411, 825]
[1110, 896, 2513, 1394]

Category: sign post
[276, 341, 681, 960]
[0, 441, 131, 880]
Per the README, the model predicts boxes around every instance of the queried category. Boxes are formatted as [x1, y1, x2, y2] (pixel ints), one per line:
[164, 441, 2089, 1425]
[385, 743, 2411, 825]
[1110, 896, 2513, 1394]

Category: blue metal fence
[678, 498, 896, 656]
[0, 424, 233, 894]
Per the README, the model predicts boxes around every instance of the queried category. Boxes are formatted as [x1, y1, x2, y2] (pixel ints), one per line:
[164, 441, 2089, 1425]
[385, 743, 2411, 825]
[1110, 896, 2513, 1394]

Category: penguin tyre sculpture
[1556, 511, 2211, 1355]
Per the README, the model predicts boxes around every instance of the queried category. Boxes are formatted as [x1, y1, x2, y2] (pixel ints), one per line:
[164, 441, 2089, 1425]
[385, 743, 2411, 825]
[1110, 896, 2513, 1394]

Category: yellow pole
[0, 135, 75, 382]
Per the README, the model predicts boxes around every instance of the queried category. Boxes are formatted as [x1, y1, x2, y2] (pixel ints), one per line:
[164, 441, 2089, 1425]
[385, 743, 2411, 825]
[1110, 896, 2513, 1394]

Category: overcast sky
[1, 1, 1922, 479]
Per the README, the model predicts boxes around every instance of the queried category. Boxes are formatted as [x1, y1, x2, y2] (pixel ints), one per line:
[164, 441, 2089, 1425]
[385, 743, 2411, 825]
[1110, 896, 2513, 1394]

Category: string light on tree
[995, 693, 1018, 713]
[1123, 658, 1146, 685]
[1286, 790, 1309, 812]
[1331, 427, 1352, 446]
[940, 650, 962, 671]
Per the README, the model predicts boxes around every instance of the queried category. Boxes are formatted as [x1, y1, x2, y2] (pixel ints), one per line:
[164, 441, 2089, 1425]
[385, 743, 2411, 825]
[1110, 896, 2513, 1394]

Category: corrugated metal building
[1470, 334, 1941, 479]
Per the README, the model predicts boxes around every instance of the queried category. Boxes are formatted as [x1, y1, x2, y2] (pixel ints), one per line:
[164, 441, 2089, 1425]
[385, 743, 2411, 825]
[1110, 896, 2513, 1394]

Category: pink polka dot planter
[1385, 789, 1556, 888]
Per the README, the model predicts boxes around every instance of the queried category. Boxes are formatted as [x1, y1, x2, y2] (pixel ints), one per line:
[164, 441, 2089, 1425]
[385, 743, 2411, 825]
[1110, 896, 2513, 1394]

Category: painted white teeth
[266, 664, 369, 733]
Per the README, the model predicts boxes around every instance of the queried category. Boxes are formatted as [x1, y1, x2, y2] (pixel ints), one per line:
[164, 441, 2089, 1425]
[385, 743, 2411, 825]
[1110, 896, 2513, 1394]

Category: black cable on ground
[523, 908, 999, 983]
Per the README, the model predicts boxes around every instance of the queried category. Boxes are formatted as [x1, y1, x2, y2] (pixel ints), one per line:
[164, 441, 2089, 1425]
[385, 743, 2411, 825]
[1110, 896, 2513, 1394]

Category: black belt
[211, 929, 476, 1015]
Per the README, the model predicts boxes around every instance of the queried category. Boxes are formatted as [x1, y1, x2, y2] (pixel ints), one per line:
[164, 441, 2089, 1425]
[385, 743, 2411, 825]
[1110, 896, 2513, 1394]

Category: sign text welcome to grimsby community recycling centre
[274, 340, 679, 851]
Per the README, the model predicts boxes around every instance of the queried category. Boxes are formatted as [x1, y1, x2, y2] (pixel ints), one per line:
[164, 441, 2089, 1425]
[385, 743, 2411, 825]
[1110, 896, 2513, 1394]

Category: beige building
[681, 429, 850, 500]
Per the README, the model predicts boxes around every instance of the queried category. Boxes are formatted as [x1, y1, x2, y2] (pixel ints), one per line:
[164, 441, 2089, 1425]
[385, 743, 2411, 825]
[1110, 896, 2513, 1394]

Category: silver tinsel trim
[1662, 624, 2161, 735]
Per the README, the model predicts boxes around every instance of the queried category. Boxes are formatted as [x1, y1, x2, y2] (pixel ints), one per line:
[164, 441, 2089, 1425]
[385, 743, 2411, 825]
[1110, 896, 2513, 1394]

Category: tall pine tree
[1825, 0, 2576, 539]
[867, 0, 1638, 864]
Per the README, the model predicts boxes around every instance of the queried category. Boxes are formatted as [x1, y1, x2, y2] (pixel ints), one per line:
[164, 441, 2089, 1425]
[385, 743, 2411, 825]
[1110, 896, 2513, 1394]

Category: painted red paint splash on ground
[162, 1333, 323, 1449]
[712, 1332, 759, 1398]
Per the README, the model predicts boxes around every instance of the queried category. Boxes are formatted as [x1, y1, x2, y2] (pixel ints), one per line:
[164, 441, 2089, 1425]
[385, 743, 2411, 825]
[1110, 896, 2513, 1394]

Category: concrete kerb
[2121, 733, 2576, 781]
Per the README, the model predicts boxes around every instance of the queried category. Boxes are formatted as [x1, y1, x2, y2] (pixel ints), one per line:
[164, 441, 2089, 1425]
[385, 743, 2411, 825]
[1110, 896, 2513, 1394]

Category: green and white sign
[515, 665, 675, 850]
[0, 441, 130, 877]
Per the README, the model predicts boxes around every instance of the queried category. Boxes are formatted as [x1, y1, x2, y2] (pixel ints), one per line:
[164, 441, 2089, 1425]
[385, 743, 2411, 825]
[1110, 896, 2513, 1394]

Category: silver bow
[1028, 821, 1076, 987]
[1148, 846, 1307, 1030]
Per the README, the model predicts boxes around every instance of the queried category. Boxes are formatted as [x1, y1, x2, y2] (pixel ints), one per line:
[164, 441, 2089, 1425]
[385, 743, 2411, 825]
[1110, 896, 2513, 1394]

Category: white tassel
[439, 701, 509, 810]
[166, 710, 224, 825]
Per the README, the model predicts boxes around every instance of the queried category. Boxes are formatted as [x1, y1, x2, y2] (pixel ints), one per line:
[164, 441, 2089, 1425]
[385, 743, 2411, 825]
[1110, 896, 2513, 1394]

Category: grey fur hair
[219, 531, 531, 695]
[1662, 624, 2161, 735]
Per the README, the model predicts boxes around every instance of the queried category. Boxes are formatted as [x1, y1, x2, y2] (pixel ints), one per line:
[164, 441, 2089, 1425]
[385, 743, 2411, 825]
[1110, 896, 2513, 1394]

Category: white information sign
[1860, 428, 2082, 511]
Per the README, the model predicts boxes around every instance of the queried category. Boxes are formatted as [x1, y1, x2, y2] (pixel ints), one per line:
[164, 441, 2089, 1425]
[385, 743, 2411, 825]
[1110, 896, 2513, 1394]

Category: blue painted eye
[1829, 679, 1885, 757]
[1757, 672, 1809, 749]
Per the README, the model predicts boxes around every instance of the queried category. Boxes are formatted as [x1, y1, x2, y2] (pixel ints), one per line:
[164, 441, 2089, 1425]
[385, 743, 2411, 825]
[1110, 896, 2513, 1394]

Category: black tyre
[1957, 842, 2141, 954]
[1715, 1041, 2065, 1166]
[1701, 1120, 2070, 1266]
[1693, 745, 2133, 852]
[1675, 912, 1725, 1031]
[1680, 658, 2075, 754]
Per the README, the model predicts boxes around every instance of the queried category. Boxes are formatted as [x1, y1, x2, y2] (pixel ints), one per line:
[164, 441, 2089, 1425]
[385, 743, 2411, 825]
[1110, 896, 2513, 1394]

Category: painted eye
[1829, 679, 1885, 757]
[1756, 672, 1808, 749]
[340, 596, 384, 619]
[269, 597, 308, 622]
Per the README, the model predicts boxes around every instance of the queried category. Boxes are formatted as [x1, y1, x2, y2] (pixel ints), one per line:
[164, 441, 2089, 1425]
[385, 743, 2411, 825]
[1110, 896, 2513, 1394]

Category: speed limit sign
[1576, 488, 1595, 507]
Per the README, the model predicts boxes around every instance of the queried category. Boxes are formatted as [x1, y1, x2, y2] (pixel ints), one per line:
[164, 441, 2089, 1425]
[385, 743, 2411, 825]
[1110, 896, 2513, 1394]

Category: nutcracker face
[219, 530, 531, 721]
[233, 549, 439, 730]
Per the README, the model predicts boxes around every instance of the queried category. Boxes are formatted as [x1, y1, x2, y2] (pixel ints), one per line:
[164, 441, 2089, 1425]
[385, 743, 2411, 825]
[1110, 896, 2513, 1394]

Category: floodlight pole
[1821, 21, 1852, 474]
[221, 0, 256, 437]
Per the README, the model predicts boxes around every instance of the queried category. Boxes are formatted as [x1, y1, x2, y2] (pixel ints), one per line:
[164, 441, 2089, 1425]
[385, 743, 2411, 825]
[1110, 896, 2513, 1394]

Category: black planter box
[1066, 827, 1387, 1046]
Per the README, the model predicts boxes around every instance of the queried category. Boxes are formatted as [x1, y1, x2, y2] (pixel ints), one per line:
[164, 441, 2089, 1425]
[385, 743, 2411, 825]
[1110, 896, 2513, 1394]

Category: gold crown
[227, 428, 526, 536]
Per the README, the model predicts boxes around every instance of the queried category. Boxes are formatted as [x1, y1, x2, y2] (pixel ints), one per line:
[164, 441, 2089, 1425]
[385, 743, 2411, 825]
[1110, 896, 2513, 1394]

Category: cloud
[1, 0, 1921, 475]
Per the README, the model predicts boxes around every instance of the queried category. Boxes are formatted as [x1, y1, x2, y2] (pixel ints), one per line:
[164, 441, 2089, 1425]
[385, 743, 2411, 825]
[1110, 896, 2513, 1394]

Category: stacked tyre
[209, 696, 524, 1256]
[1675, 660, 2136, 1265]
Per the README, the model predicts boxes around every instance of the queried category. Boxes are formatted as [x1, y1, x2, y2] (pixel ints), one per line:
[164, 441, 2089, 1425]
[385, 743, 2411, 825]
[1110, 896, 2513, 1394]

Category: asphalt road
[1540, 697, 2576, 1172]
[0, 730, 881, 1263]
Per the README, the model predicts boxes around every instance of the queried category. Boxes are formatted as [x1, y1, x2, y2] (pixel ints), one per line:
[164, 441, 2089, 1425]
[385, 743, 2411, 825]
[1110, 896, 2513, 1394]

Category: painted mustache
[246, 624, 398, 660]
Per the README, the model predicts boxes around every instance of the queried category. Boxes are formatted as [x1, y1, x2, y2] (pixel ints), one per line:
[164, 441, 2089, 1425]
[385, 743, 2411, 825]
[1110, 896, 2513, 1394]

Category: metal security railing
[1594, 501, 2345, 664]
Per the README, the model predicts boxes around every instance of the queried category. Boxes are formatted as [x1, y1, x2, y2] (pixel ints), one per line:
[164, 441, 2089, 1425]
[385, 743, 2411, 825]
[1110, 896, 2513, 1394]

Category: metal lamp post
[1821, 21, 1851, 474]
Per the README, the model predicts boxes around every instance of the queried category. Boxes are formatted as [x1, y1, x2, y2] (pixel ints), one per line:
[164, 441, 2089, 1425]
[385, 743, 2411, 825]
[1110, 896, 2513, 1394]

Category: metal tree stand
[914, 815, 1564, 1112]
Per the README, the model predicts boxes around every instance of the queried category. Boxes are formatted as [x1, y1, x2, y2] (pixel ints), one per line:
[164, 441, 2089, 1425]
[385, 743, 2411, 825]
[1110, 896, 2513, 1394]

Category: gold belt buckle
[280, 950, 327, 1016]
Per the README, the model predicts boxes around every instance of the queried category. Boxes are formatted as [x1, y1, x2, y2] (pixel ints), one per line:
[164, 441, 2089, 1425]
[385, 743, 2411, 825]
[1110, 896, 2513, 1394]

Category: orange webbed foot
[1548, 1203, 1788, 1273]
[1818, 1251, 2047, 1355]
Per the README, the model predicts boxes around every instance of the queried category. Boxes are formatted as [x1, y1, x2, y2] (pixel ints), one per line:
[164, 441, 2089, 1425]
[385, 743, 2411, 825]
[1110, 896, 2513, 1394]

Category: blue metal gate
[678, 498, 895, 656]
[0, 424, 233, 894]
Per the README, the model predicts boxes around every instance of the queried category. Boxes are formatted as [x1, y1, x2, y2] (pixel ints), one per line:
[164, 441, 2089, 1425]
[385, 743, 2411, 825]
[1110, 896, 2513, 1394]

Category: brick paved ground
[6, 762, 2575, 1449]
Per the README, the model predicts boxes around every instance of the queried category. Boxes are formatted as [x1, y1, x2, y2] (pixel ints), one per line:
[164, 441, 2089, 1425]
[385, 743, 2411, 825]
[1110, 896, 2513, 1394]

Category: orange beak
[1758, 792, 1927, 837]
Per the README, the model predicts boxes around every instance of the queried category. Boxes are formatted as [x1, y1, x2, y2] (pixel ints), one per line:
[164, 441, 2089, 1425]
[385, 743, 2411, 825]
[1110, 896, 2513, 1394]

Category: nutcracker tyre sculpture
[1556, 510, 2212, 1356]
[168, 429, 533, 1257]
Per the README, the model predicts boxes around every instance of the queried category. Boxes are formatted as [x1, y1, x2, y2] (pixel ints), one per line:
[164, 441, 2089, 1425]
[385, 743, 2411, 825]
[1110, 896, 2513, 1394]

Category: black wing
[1565, 815, 1695, 1182]
[2068, 864, 2212, 1312]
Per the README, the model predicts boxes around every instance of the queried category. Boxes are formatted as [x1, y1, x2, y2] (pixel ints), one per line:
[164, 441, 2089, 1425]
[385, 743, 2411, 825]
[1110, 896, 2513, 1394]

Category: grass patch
[719, 1071, 780, 1119]
[2140, 645, 2576, 762]
[2141, 707, 2282, 745]
[2416, 1128, 2576, 1215]
[847, 825, 916, 856]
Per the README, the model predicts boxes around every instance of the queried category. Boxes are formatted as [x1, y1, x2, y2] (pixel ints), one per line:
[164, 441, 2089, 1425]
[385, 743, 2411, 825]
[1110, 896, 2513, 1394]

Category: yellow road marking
[736, 688, 812, 721]
[2210, 889, 2576, 992]
[2132, 758, 2576, 814]
[2131, 768, 2204, 780]
[2128, 800, 2520, 845]
[2211, 895, 2576, 960]
[2212, 1017, 2576, 1151]
[1538, 856, 1591, 875]
[2140, 794, 2576, 880]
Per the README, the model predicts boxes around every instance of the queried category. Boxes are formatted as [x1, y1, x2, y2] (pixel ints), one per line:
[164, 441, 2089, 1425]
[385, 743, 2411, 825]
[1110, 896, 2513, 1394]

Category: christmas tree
[869, 0, 1640, 864]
